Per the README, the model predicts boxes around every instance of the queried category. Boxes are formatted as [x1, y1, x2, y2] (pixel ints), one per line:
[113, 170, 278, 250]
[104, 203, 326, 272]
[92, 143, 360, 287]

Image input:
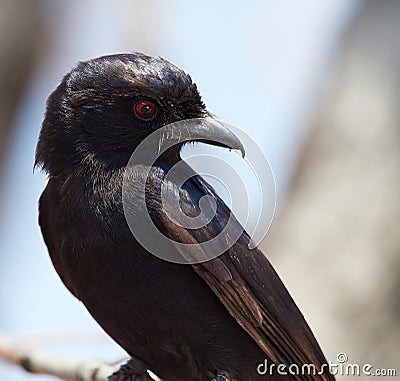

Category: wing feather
[144, 164, 335, 381]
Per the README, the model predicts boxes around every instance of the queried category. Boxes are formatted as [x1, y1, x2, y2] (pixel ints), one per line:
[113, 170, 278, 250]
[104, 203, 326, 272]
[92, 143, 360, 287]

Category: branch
[0, 333, 117, 381]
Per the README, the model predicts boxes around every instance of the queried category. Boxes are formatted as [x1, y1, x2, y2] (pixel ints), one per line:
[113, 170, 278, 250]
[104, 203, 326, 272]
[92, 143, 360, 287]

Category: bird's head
[35, 53, 244, 175]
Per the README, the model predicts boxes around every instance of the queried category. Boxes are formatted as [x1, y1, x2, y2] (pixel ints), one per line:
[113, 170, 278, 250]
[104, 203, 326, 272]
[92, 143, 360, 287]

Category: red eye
[134, 101, 157, 120]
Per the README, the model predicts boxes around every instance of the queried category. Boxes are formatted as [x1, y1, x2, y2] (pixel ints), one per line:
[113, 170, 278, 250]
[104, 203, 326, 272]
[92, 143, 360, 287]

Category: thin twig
[0, 333, 117, 381]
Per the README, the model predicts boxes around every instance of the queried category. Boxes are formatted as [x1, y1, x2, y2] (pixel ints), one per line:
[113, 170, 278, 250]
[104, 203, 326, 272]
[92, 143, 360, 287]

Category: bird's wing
[139, 164, 334, 381]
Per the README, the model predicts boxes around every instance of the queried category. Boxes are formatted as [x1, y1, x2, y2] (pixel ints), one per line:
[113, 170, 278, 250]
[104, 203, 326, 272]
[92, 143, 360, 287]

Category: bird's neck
[153, 145, 183, 171]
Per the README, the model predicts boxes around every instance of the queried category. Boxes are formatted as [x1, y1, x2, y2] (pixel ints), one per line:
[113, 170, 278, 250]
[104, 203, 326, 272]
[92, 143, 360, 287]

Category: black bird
[35, 53, 334, 381]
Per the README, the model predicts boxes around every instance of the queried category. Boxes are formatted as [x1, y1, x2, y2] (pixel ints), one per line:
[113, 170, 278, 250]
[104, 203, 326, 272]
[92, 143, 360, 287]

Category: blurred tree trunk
[0, 0, 41, 175]
[263, 0, 400, 377]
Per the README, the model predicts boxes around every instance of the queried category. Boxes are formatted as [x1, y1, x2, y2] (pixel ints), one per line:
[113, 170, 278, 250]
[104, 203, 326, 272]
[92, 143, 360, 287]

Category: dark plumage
[36, 53, 334, 381]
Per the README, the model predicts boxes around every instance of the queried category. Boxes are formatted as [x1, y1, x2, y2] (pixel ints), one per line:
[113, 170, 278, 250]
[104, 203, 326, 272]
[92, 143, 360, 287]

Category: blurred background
[0, 0, 399, 379]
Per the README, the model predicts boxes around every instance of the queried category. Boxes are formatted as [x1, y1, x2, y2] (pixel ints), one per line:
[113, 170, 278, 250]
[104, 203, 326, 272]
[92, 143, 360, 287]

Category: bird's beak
[163, 116, 245, 158]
